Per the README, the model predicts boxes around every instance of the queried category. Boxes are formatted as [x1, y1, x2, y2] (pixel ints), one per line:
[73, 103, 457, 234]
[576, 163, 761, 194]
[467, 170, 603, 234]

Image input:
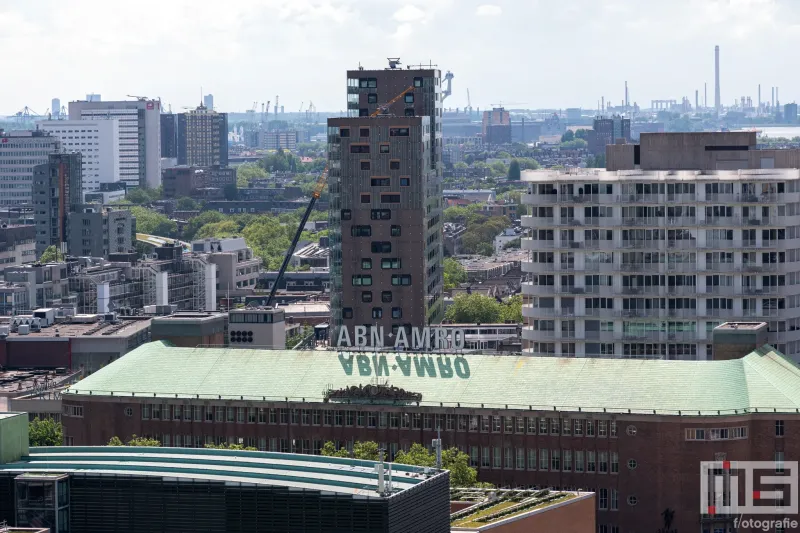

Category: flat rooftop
[715, 322, 766, 331]
[0, 447, 441, 498]
[63, 341, 800, 415]
[0, 318, 151, 339]
[451, 490, 587, 530]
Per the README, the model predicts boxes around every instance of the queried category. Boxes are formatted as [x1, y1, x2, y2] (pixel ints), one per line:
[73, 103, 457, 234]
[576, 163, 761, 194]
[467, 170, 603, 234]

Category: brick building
[162, 165, 235, 199]
[62, 339, 800, 533]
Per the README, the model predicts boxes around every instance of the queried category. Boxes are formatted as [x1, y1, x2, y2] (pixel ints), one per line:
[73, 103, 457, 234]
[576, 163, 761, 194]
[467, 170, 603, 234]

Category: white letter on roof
[336, 326, 351, 348]
[355, 325, 367, 347]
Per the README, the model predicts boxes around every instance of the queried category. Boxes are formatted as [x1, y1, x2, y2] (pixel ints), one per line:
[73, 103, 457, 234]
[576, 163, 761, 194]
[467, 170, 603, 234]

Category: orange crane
[370, 85, 414, 117]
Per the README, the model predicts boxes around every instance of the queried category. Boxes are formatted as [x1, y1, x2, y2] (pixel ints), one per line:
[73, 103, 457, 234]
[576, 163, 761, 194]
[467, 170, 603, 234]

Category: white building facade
[37, 120, 120, 193]
[0, 130, 60, 205]
[68, 99, 161, 190]
[522, 168, 800, 361]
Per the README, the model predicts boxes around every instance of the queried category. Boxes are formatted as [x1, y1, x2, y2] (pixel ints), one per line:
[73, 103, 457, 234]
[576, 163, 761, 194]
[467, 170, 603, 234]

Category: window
[371, 242, 391, 253]
[381, 291, 392, 303]
[350, 144, 370, 154]
[367, 94, 378, 104]
[340, 209, 351, 220]
[361, 193, 371, 203]
[627, 496, 638, 506]
[611, 452, 619, 473]
[343, 308, 353, 319]
[392, 307, 402, 319]
[776, 420, 785, 437]
[362, 291, 372, 302]
[575, 451, 584, 472]
[599, 451, 608, 473]
[400, 177, 410, 186]
[371, 209, 391, 220]
[404, 108, 415, 117]
[598, 488, 608, 510]
[382, 258, 401, 269]
[359, 77, 377, 88]
[361, 258, 372, 269]
[381, 193, 401, 203]
[351, 225, 372, 237]
[392, 274, 412, 286]
[372, 308, 382, 319]
[391, 225, 401, 237]
[628, 459, 637, 470]
[626, 425, 637, 436]
[371, 178, 390, 186]
[776, 451, 785, 473]
[352, 275, 372, 286]
[587, 420, 595, 437]
[361, 161, 371, 171]
[551, 449, 561, 471]
[390, 128, 410, 137]
[380, 144, 390, 154]
[340, 128, 350, 137]
[598, 421, 607, 437]
[611, 489, 618, 510]
[360, 128, 370, 137]
[574, 419, 583, 435]
[413, 77, 423, 88]
[390, 160, 401, 170]
[587, 451, 596, 472]
[404, 93, 414, 104]
[563, 449, 572, 471]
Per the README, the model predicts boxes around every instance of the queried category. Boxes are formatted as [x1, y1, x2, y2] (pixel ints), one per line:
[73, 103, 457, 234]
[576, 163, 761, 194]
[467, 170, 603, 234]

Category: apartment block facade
[69, 99, 162, 189]
[33, 153, 82, 255]
[37, 119, 120, 192]
[0, 130, 61, 205]
[328, 116, 443, 338]
[67, 207, 135, 258]
[177, 106, 228, 167]
[521, 168, 800, 360]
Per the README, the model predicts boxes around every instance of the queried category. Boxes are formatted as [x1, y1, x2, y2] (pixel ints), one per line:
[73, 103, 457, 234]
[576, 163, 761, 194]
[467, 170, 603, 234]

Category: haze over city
[2, 0, 800, 112]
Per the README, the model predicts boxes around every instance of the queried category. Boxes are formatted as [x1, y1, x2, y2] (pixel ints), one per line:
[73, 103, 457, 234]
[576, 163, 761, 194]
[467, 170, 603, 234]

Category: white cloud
[475, 4, 502, 16]
[393, 5, 426, 22]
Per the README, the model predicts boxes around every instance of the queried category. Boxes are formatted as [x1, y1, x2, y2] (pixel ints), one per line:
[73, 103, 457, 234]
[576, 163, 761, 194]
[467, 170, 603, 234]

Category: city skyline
[2, 0, 800, 115]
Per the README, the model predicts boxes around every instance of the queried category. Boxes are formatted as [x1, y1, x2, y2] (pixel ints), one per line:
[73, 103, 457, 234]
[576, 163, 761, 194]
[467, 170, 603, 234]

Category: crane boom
[370, 85, 415, 117]
[265, 166, 329, 308]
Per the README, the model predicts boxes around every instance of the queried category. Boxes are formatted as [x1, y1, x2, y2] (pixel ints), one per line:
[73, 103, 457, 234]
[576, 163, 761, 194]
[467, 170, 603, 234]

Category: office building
[51, 97, 61, 118]
[60, 332, 796, 533]
[37, 119, 120, 192]
[588, 116, 631, 155]
[482, 107, 512, 145]
[258, 130, 298, 151]
[227, 307, 286, 349]
[150, 311, 227, 347]
[191, 237, 261, 296]
[32, 152, 82, 255]
[160, 112, 178, 159]
[68, 98, 162, 189]
[67, 206, 135, 258]
[177, 105, 228, 167]
[327, 116, 443, 340]
[0, 224, 36, 276]
[0, 413, 449, 533]
[0, 130, 61, 206]
[5, 262, 73, 311]
[162, 165, 235, 199]
[203, 93, 214, 111]
[785, 102, 798, 124]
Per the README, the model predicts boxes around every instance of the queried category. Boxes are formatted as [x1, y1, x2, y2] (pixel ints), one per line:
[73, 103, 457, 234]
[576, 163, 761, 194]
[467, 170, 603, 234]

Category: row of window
[360, 192, 402, 203]
[685, 426, 749, 441]
[357, 160, 402, 170]
[468, 447, 626, 476]
[358, 258, 402, 270]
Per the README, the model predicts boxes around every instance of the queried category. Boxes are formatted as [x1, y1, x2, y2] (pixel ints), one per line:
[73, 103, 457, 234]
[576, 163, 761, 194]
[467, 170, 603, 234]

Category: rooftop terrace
[62, 341, 800, 416]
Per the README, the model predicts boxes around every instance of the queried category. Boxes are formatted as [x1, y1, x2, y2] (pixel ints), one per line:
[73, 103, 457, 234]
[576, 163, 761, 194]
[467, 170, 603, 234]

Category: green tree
[561, 130, 575, 142]
[38, 245, 61, 263]
[501, 294, 523, 323]
[517, 157, 540, 170]
[353, 441, 385, 461]
[445, 294, 503, 323]
[393, 443, 436, 467]
[560, 138, 588, 150]
[29, 417, 62, 446]
[489, 161, 508, 177]
[126, 435, 161, 446]
[502, 237, 521, 250]
[195, 219, 241, 240]
[107, 436, 124, 446]
[454, 161, 468, 170]
[126, 188, 152, 205]
[176, 197, 199, 211]
[507, 160, 521, 181]
[443, 257, 467, 290]
[236, 163, 268, 187]
[182, 211, 226, 241]
[476, 242, 494, 256]
[130, 206, 177, 237]
[205, 443, 257, 451]
[574, 128, 590, 140]
[320, 441, 350, 458]
[442, 447, 478, 487]
[224, 183, 238, 201]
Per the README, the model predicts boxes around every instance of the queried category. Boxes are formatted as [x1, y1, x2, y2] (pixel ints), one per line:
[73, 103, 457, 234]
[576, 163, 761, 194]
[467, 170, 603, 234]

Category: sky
[1, 0, 799, 115]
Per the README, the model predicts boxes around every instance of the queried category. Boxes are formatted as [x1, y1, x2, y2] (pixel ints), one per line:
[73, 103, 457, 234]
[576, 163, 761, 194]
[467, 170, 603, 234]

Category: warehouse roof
[63, 341, 800, 415]
[0, 446, 440, 498]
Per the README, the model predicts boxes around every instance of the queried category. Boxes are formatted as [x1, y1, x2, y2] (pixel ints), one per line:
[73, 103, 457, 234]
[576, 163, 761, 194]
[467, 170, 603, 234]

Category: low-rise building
[150, 311, 227, 347]
[258, 270, 331, 294]
[291, 240, 329, 269]
[67, 206, 135, 258]
[0, 225, 36, 277]
[227, 308, 285, 349]
[162, 166, 235, 199]
[494, 228, 522, 254]
[5, 263, 73, 312]
[191, 237, 260, 297]
[444, 189, 496, 204]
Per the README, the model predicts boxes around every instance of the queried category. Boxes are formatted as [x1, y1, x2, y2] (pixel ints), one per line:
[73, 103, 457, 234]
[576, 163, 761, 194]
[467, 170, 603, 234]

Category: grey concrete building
[227, 307, 285, 349]
[150, 311, 227, 347]
[0, 224, 36, 276]
[191, 237, 260, 297]
[521, 165, 800, 361]
[588, 115, 631, 155]
[33, 152, 83, 255]
[67, 206, 135, 258]
[160, 112, 178, 159]
[0, 130, 61, 206]
[69, 98, 162, 189]
[5, 262, 73, 311]
[177, 105, 228, 167]
[328, 116, 443, 338]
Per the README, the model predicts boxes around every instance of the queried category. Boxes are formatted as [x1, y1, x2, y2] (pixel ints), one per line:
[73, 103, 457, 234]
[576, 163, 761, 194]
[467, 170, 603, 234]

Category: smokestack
[695, 90, 699, 111]
[758, 84, 761, 112]
[601, 96, 604, 113]
[714, 45, 721, 116]
[772, 87, 775, 109]
[704, 82, 707, 109]
[625, 81, 629, 110]
[777, 87, 779, 107]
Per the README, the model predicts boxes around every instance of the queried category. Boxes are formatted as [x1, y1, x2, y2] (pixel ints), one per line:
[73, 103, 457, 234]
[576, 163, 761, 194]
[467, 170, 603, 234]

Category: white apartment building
[37, 120, 120, 193]
[521, 168, 800, 361]
[68, 99, 161, 190]
[0, 130, 61, 205]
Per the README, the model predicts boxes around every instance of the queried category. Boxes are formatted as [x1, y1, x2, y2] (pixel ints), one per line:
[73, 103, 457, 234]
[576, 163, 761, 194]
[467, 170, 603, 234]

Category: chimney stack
[714, 45, 721, 117]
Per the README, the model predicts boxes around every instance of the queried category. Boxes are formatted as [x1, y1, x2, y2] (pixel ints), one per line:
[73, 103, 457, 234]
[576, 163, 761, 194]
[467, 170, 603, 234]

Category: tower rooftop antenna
[387, 57, 401, 69]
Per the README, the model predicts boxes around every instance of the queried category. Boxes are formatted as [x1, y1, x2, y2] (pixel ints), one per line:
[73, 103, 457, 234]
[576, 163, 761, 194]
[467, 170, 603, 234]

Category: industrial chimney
[714, 45, 721, 116]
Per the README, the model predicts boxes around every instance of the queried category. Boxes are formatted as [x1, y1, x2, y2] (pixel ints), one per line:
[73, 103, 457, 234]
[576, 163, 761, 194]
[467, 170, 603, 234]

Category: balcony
[703, 193, 736, 203]
[521, 327, 556, 341]
[522, 262, 555, 273]
[700, 262, 736, 272]
[619, 286, 660, 296]
[557, 285, 587, 295]
[584, 330, 617, 342]
[524, 193, 558, 205]
[557, 241, 584, 249]
[584, 262, 616, 273]
[522, 283, 555, 295]
[619, 193, 661, 203]
[703, 308, 737, 319]
[616, 309, 662, 319]
[667, 263, 697, 273]
[554, 218, 577, 226]
[620, 262, 661, 272]
[665, 217, 697, 226]
[701, 216, 741, 226]
[666, 194, 698, 203]
[621, 240, 662, 250]
[737, 263, 778, 272]
[623, 217, 663, 227]
[522, 306, 559, 318]
[522, 239, 555, 250]
[699, 240, 731, 249]
[664, 285, 696, 296]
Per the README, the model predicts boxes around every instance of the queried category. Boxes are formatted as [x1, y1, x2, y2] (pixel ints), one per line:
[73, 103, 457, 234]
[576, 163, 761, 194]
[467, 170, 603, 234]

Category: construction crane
[265, 166, 329, 308]
[371, 85, 414, 117]
[299, 101, 304, 113]
[263, 100, 270, 126]
[442, 71, 454, 102]
[306, 101, 316, 122]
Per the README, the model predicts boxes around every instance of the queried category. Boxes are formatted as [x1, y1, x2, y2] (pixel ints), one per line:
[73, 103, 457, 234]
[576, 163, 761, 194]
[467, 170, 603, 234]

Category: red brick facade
[62, 396, 796, 533]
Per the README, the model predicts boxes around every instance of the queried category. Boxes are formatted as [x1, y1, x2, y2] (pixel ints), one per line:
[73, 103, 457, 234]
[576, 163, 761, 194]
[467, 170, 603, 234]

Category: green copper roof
[63, 341, 800, 415]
